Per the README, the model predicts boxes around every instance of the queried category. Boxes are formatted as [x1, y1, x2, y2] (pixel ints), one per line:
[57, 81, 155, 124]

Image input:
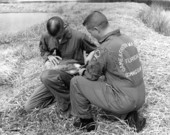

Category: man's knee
[40, 70, 50, 83]
[71, 76, 81, 85]
[40, 70, 60, 83]
[70, 76, 85, 90]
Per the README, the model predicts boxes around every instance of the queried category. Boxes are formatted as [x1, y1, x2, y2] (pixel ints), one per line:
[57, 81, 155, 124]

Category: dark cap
[83, 11, 108, 29]
[47, 16, 64, 37]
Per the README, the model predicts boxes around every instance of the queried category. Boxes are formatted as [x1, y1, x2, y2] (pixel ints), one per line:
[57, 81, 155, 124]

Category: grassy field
[139, 3, 170, 36]
[0, 2, 170, 135]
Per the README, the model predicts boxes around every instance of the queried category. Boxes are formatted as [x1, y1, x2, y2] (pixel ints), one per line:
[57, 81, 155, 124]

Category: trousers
[70, 76, 145, 119]
[25, 69, 73, 112]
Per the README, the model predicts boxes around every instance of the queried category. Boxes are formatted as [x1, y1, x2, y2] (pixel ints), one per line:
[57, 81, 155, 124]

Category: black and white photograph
[0, 0, 169, 134]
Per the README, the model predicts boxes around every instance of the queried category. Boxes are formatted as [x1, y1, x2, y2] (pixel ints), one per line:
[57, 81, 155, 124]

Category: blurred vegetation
[87, 0, 152, 5]
[138, 3, 170, 36]
[152, 1, 170, 10]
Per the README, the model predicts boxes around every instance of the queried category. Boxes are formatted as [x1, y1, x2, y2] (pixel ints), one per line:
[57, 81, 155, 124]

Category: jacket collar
[59, 27, 72, 45]
[99, 29, 121, 44]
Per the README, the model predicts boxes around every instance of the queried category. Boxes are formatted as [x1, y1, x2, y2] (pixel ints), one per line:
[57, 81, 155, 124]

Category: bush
[152, 1, 170, 10]
[0, 47, 20, 86]
[138, 4, 170, 36]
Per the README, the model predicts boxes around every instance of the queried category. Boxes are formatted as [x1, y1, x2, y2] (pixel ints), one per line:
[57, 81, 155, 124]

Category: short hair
[83, 11, 108, 29]
[47, 16, 64, 36]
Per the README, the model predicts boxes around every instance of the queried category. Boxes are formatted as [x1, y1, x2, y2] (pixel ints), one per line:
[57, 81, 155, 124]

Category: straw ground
[0, 2, 170, 135]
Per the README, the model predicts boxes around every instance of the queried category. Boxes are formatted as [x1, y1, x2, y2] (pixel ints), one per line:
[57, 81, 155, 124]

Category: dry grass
[0, 2, 170, 135]
[0, 3, 75, 13]
[138, 3, 170, 36]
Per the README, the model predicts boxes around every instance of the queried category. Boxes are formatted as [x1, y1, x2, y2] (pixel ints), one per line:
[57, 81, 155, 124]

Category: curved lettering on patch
[125, 54, 139, 64]
[125, 66, 142, 78]
[118, 42, 141, 78]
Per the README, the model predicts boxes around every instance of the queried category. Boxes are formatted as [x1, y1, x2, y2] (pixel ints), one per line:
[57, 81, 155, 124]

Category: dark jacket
[39, 27, 96, 64]
[84, 29, 145, 109]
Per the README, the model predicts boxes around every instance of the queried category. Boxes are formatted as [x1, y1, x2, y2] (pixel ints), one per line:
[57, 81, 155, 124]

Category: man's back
[85, 29, 145, 109]
[101, 31, 144, 86]
[100, 30, 145, 109]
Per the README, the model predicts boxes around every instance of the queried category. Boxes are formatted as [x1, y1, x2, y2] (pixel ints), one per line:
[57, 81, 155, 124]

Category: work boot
[125, 111, 146, 132]
[73, 118, 96, 132]
[56, 104, 72, 120]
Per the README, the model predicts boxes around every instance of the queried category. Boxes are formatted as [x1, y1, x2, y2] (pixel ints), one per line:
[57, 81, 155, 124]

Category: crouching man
[24, 16, 96, 117]
[70, 11, 146, 132]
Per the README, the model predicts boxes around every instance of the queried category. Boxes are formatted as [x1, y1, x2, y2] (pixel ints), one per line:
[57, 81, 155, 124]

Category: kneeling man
[25, 16, 96, 116]
[70, 11, 146, 132]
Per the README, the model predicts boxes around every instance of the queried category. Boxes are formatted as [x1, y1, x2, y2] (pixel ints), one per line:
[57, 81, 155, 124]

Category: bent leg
[40, 69, 73, 111]
[25, 84, 55, 112]
[70, 76, 135, 119]
[70, 76, 109, 119]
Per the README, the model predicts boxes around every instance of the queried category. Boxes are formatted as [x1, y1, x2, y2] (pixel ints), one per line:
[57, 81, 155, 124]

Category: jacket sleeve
[81, 34, 97, 54]
[39, 35, 50, 62]
[84, 48, 107, 81]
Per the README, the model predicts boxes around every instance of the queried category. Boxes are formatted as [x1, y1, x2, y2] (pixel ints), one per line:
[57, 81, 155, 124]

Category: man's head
[47, 16, 65, 39]
[83, 11, 109, 41]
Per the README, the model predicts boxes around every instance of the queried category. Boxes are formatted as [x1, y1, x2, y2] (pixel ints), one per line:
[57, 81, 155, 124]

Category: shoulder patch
[94, 50, 101, 59]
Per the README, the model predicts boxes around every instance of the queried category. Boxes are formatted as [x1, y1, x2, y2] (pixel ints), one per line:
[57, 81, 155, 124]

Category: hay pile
[0, 2, 170, 135]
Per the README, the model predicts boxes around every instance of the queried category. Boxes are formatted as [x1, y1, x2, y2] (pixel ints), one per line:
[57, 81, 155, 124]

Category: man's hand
[78, 68, 86, 76]
[48, 55, 62, 66]
[85, 51, 95, 65]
